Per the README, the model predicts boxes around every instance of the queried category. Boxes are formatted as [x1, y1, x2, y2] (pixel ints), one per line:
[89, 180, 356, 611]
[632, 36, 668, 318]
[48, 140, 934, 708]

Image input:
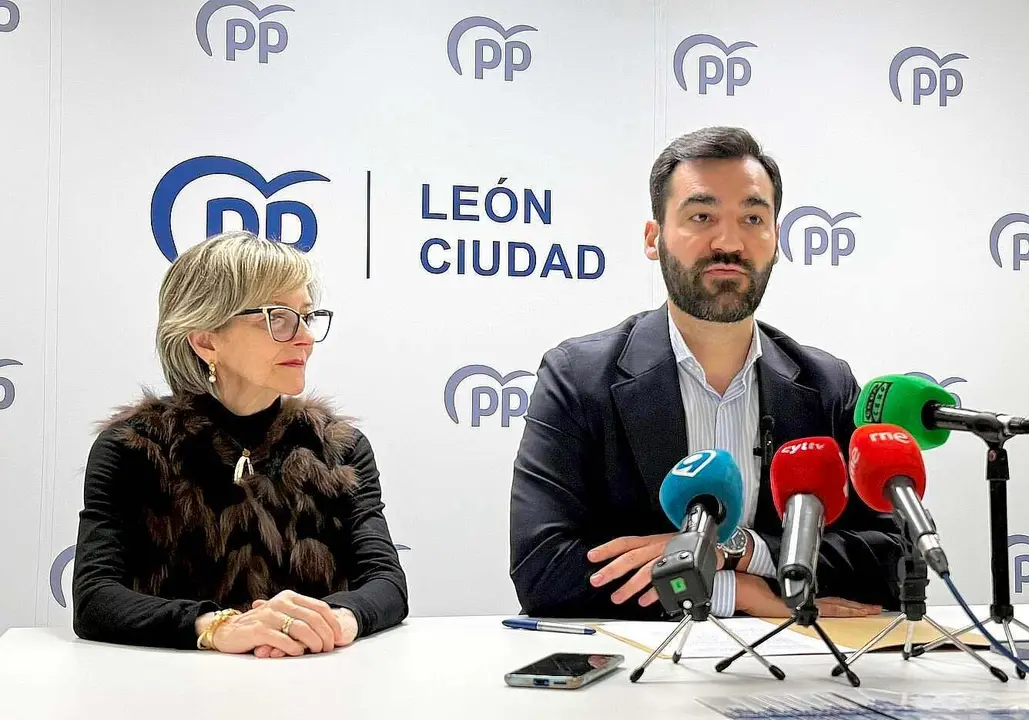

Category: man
[509, 126, 902, 621]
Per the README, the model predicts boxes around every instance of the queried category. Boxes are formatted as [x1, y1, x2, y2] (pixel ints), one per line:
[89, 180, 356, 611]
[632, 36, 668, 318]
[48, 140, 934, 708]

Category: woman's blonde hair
[156, 231, 320, 396]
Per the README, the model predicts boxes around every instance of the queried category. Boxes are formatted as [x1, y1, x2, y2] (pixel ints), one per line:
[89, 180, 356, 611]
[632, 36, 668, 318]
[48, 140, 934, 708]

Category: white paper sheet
[596, 617, 856, 659]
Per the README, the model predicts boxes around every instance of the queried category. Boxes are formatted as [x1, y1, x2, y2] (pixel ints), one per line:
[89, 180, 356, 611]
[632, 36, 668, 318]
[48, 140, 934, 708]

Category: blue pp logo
[150, 155, 330, 262]
[673, 34, 756, 96]
[0, 1, 19, 32]
[889, 47, 966, 106]
[779, 206, 860, 266]
[0, 358, 21, 410]
[447, 16, 536, 81]
[990, 213, 1029, 271]
[196, 1, 292, 64]
[905, 372, 966, 407]
[1010, 535, 1029, 595]
[444, 365, 534, 427]
[49, 545, 75, 608]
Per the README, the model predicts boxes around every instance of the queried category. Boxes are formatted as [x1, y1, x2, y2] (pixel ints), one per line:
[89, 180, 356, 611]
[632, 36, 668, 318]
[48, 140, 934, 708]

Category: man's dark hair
[649, 126, 783, 224]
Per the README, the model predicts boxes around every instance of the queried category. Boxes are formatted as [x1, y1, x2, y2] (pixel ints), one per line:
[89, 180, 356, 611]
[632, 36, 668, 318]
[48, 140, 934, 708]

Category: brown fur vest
[103, 392, 359, 610]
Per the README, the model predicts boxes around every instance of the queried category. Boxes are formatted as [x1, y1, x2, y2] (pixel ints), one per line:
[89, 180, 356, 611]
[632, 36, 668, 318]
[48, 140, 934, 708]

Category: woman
[72, 231, 408, 657]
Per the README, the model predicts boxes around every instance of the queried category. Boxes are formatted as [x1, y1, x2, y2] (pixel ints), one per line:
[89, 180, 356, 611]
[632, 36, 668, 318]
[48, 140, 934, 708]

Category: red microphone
[769, 437, 848, 608]
[849, 424, 948, 575]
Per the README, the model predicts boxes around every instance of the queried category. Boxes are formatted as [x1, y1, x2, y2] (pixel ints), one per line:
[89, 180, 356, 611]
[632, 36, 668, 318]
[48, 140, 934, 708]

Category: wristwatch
[718, 527, 749, 571]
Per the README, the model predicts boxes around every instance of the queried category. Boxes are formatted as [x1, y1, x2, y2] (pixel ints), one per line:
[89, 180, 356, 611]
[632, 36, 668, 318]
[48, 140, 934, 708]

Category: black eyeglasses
[235, 306, 334, 343]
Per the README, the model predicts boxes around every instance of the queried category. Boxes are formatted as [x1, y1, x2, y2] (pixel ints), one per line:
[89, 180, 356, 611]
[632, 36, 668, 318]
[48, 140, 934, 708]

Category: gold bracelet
[197, 609, 241, 651]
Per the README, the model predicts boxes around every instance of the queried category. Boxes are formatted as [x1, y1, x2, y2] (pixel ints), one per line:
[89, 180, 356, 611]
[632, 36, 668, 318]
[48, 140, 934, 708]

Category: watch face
[722, 528, 747, 554]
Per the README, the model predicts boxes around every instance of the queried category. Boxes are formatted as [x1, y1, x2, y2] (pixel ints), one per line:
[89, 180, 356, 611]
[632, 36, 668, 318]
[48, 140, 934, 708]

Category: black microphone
[754, 415, 775, 468]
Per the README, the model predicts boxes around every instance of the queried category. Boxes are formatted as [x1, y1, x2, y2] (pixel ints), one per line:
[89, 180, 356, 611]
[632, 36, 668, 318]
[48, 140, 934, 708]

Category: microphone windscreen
[658, 449, 743, 544]
[849, 424, 927, 513]
[854, 374, 957, 450]
[769, 437, 849, 525]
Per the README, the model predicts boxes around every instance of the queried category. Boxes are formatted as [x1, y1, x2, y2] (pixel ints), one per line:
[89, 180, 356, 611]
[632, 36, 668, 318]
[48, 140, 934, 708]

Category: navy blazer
[509, 308, 903, 620]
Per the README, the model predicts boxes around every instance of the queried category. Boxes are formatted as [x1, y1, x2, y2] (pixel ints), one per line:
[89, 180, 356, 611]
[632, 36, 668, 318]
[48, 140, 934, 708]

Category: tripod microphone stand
[631, 513, 784, 683]
[714, 580, 861, 687]
[910, 425, 1029, 679]
[832, 531, 1007, 682]
[629, 598, 785, 682]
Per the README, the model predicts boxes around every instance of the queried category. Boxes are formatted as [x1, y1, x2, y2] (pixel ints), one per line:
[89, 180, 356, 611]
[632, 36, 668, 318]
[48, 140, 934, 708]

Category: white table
[2, 606, 1028, 719]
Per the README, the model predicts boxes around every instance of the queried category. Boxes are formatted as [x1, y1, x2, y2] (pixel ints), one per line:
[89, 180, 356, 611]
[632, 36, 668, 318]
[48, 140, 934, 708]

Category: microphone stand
[832, 530, 1007, 681]
[629, 598, 785, 683]
[631, 516, 785, 683]
[714, 582, 860, 687]
[911, 427, 1029, 678]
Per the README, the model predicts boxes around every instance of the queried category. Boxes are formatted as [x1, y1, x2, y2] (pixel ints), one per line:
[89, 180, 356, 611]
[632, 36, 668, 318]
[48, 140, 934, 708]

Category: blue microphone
[652, 449, 743, 615]
[659, 449, 744, 543]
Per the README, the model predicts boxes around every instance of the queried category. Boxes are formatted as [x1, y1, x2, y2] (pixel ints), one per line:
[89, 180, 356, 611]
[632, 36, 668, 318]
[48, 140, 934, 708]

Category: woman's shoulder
[91, 391, 187, 452]
[84, 393, 184, 480]
[278, 395, 365, 455]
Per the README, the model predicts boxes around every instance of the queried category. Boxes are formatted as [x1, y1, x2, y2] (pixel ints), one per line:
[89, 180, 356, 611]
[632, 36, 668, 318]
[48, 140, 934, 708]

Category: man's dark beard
[658, 240, 774, 323]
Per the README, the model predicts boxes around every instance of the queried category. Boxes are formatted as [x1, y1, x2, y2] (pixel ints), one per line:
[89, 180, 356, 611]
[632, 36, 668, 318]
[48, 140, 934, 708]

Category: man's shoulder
[548, 309, 655, 363]
[757, 321, 854, 388]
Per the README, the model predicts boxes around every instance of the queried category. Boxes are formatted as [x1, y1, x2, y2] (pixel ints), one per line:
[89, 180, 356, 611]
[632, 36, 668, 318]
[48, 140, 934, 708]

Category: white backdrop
[2, 0, 1028, 633]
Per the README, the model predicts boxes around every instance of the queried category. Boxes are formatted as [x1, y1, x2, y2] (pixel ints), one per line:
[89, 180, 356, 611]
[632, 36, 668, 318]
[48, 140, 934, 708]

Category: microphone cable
[940, 572, 1029, 676]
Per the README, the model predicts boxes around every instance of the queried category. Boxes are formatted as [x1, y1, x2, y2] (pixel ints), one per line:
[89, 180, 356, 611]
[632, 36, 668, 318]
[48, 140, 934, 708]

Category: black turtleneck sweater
[72, 393, 409, 650]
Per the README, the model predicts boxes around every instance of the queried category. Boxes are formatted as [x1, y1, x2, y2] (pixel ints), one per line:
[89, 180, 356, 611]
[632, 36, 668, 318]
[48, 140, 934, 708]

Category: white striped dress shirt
[667, 310, 778, 616]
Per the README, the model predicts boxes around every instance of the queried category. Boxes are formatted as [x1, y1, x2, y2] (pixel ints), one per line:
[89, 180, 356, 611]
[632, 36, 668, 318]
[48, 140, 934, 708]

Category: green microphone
[854, 374, 958, 450]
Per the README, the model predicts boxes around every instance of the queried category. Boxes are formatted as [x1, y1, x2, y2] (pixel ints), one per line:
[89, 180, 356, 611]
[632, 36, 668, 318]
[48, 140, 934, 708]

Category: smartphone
[504, 652, 624, 689]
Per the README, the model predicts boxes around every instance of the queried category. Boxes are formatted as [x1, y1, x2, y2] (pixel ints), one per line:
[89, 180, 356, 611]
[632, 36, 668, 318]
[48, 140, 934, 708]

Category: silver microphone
[778, 494, 825, 609]
[886, 476, 949, 575]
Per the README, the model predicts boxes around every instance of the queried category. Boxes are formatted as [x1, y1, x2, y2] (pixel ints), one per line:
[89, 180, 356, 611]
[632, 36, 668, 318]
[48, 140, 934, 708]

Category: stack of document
[593, 614, 988, 660]
[595, 618, 854, 659]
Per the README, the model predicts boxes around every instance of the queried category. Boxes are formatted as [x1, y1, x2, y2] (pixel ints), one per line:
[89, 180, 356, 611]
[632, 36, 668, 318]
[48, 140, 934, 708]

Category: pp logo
[989, 213, 1029, 271]
[447, 16, 537, 81]
[1010, 535, 1029, 594]
[0, 358, 21, 410]
[673, 34, 756, 96]
[905, 372, 966, 407]
[671, 450, 717, 478]
[444, 365, 534, 427]
[150, 155, 329, 262]
[778, 206, 860, 266]
[195, 1, 292, 64]
[0, 1, 19, 33]
[889, 47, 966, 106]
[50, 545, 76, 608]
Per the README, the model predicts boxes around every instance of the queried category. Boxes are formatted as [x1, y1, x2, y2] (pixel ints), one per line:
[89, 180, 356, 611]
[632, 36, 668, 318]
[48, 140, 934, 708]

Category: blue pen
[502, 618, 596, 635]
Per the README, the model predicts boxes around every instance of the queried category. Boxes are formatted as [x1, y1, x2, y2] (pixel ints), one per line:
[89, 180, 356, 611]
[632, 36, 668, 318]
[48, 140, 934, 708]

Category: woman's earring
[208, 361, 217, 384]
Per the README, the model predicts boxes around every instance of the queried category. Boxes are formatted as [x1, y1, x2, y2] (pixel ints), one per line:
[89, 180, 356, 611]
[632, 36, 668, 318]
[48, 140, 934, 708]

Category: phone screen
[511, 653, 619, 678]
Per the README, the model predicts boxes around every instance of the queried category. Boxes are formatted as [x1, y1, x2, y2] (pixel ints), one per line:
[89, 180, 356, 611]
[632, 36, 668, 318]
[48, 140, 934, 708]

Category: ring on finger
[281, 614, 295, 636]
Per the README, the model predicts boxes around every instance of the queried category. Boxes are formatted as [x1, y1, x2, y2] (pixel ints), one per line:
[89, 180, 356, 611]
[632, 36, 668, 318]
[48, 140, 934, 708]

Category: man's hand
[587, 533, 676, 606]
[735, 573, 882, 618]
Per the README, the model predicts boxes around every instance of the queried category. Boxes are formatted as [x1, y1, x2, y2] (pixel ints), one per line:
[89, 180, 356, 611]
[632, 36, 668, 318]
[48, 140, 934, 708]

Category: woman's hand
[196, 590, 358, 658]
[248, 591, 359, 659]
[252, 607, 358, 659]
